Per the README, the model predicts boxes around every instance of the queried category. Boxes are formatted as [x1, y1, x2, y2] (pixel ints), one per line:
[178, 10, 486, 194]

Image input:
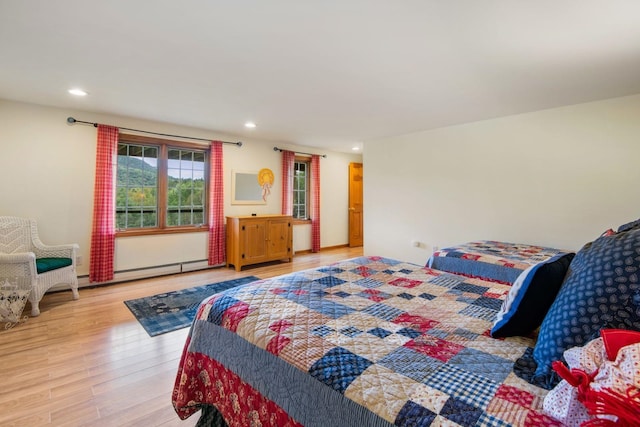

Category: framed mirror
[231, 170, 266, 205]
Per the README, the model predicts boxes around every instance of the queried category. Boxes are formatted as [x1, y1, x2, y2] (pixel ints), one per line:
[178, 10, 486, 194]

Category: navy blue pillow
[532, 227, 640, 381]
[491, 253, 574, 338]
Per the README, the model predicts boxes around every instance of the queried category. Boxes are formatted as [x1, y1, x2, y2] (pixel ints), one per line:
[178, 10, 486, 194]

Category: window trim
[115, 134, 210, 237]
[292, 156, 311, 222]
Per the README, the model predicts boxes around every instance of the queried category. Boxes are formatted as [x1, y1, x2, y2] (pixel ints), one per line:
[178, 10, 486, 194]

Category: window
[293, 158, 310, 220]
[116, 134, 208, 234]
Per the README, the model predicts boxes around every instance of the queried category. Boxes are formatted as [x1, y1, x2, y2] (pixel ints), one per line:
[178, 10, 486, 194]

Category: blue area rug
[124, 276, 259, 337]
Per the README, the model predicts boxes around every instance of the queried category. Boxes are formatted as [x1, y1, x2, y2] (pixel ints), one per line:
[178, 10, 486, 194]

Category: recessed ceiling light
[352, 146, 360, 151]
[68, 88, 88, 96]
[244, 121, 256, 129]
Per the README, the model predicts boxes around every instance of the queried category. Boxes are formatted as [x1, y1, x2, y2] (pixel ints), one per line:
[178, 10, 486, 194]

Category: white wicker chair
[0, 216, 79, 316]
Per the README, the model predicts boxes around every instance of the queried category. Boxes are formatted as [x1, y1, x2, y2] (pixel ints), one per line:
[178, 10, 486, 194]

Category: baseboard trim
[50, 259, 224, 291]
[294, 244, 350, 256]
[50, 244, 358, 292]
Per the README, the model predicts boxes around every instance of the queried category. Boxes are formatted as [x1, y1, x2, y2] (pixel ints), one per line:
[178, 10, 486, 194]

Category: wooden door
[242, 219, 268, 263]
[349, 162, 363, 247]
[267, 219, 290, 260]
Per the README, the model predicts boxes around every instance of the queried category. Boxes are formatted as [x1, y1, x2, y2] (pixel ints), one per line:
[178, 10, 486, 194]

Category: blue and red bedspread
[172, 256, 558, 426]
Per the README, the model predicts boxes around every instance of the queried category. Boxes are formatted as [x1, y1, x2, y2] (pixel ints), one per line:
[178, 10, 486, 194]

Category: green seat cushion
[36, 257, 72, 274]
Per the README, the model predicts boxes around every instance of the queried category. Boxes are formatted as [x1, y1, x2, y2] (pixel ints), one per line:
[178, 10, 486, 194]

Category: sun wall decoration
[257, 168, 274, 202]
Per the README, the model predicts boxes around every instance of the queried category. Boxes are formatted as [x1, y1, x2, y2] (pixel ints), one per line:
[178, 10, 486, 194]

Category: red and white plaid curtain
[89, 125, 118, 282]
[208, 141, 225, 265]
[281, 150, 295, 215]
[311, 154, 321, 253]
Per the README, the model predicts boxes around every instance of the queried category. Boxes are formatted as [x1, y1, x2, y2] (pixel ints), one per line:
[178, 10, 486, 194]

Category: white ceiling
[1, 1, 640, 153]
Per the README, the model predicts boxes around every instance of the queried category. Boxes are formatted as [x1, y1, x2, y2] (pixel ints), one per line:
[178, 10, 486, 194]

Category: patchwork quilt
[427, 241, 570, 284]
[172, 256, 559, 427]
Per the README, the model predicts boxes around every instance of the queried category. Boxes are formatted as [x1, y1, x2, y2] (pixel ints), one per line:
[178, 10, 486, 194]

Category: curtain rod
[273, 146, 327, 158]
[66, 117, 243, 147]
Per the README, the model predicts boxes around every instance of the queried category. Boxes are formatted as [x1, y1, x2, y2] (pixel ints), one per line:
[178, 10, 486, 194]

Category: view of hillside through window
[116, 143, 207, 230]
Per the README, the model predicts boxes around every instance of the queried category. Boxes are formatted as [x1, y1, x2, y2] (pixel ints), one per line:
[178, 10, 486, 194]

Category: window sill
[292, 218, 312, 225]
[116, 226, 209, 238]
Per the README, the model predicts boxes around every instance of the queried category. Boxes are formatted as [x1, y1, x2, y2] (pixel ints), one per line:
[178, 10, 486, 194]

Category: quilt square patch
[333, 291, 351, 298]
[312, 325, 335, 337]
[357, 289, 392, 302]
[354, 277, 384, 289]
[266, 334, 291, 355]
[448, 347, 512, 383]
[452, 328, 479, 341]
[376, 257, 403, 266]
[207, 295, 242, 325]
[351, 266, 376, 277]
[429, 274, 464, 289]
[471, 296, 503, 311]
[395, 400, 437, 426]
[454, 283, 490, 295]
[345, 364, 422, 422]
[340, 326, 362, 337]
[221, 301, 251, 332]
[340, 333, 405, 362]
[457, 296, 480, 305]
[427, 328, 449, 340]
[396, 327, 422, 339]
[362, 303, 405, 321]
[440, 396, 483, 427]
[314, 276, 347, 288]
[494, 383, 535, 408]
[274, 273, 308, 285]
[368, 327, 392, 339]
[426, 364, 499, 408]
[389, 278, 423, 288]
[393, 312, 439, 333]
[379, 347, 443, 383]
[405, 335, 465, 362]
[485, 396, 529, 426]
[317, 267, 345, 274]
[301, 298, 355, 319]
[459, 304, 497, 322]
[308, 347, 373, 394]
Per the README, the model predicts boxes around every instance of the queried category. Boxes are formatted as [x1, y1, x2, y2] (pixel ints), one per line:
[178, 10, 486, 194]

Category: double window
[116, 135, 208, 234]
[293, 158, 310, 221]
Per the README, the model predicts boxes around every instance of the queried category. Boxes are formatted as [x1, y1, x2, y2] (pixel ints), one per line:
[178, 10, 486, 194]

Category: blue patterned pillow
[618, 217, 640, 233]
[533, 227, 640, 380]
[491, 253, 574, 338]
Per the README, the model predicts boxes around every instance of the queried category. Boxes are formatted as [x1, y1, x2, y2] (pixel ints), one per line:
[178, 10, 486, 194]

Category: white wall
[0, 99, 361, 279]
[364, 94, 640, 265]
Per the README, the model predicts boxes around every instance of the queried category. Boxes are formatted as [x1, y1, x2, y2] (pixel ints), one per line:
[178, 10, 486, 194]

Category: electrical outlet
[76, 255, 83, 266]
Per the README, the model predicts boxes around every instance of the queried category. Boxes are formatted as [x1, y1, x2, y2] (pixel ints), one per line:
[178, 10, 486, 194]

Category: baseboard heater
[50, 259, 224, 291]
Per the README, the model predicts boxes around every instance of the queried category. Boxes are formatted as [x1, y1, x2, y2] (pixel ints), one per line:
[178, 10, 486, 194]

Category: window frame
[115, 134, 210, 237]
[292, 156, 311, 224]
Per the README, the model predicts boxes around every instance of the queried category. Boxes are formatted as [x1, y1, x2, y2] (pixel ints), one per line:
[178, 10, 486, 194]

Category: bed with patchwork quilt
[172, 256, 562, 426]
[427, 240, 571, 285]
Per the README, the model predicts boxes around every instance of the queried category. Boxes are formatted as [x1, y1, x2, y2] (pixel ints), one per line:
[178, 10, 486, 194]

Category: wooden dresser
[226, 215, 293, 271]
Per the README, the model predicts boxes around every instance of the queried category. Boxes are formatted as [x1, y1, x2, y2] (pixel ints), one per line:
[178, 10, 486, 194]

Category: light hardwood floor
[0, 246, 363, 427]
